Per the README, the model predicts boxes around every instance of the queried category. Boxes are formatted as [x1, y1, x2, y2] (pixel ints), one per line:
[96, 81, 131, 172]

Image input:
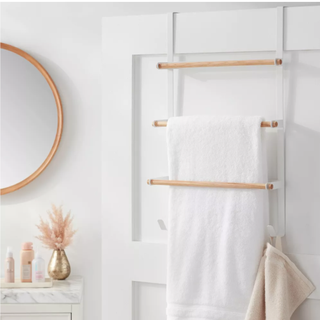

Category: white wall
[0, 3, 317, 320]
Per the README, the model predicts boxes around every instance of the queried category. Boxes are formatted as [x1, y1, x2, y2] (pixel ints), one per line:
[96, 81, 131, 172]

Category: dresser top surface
[0, 275, 83, 304]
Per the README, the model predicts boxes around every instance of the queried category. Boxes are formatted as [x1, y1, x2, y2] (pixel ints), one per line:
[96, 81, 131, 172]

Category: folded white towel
[166, 116, 268, 320]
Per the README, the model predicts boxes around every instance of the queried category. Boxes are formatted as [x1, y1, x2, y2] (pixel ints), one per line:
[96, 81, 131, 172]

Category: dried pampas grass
[36, 204, 77, 250]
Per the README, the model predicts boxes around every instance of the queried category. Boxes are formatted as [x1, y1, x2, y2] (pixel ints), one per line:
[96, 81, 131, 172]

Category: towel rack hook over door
[167, 12, 175, 118]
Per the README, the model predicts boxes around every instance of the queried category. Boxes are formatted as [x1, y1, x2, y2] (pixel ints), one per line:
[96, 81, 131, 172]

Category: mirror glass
[1, 48, 58, 190]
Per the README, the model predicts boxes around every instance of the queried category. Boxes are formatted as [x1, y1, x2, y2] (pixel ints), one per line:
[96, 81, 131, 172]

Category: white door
[102, 7, 320, 320]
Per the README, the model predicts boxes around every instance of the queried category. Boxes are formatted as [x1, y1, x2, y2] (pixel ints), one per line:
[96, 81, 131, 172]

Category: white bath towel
[166, 116, 268, 320]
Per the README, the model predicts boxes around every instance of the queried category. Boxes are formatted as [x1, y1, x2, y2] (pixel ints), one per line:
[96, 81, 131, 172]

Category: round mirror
[0, 43, 63, 195]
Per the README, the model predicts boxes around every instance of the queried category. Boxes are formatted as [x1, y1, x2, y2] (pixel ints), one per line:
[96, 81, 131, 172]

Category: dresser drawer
[0, 314, 70, 320]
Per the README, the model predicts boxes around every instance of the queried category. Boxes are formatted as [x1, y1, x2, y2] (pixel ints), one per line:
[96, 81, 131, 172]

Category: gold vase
[48, 249, 71, 280]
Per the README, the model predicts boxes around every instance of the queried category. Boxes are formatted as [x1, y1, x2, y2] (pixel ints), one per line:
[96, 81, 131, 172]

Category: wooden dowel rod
[157, 59, 282, 70]
[153, 120, 278, 128]
[147, 179, 273, 190]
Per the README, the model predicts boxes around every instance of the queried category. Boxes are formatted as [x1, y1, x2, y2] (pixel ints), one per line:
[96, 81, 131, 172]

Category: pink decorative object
[36, 204, 77, 250]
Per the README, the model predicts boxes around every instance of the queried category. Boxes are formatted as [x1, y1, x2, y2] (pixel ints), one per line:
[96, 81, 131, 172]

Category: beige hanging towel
[245, 243, 315, 320]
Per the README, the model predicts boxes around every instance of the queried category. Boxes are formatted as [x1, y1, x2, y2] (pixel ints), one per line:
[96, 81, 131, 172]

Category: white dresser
[0, 276, 83, 320]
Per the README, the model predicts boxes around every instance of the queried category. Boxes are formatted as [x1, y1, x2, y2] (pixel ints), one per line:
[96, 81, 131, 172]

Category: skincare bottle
[32, 251, 45, 283]
[20, 242, 34, 282]
[4, 247, 15, 283]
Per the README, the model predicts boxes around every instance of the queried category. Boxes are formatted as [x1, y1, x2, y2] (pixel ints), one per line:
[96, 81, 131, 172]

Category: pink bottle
[20, 242, 34, 282]
[4, 247, 15, 283]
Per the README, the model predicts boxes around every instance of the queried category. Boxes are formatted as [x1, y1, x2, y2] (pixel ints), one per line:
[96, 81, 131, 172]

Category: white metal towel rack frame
[148, 8, 286, 237]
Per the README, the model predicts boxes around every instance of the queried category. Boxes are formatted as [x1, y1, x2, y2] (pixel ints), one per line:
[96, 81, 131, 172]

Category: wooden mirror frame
[0, 43, 63, 195]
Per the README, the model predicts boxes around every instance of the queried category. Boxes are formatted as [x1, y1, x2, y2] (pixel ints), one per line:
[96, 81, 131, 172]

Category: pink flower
[36, 205, 77, 250]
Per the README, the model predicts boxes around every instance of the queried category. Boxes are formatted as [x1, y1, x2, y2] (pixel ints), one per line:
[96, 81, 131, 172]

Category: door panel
[132, 54, 168, 243]
[133, 282, 166, 320]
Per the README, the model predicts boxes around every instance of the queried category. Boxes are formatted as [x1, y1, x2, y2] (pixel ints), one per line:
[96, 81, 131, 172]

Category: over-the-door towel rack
[147, 9, 286, 236]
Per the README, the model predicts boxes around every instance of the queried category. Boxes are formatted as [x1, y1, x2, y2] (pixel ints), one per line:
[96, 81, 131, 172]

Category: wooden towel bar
[147, 177, 282, 190]
[157, 59, 282, 70]
[152, 120, 280, 128]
